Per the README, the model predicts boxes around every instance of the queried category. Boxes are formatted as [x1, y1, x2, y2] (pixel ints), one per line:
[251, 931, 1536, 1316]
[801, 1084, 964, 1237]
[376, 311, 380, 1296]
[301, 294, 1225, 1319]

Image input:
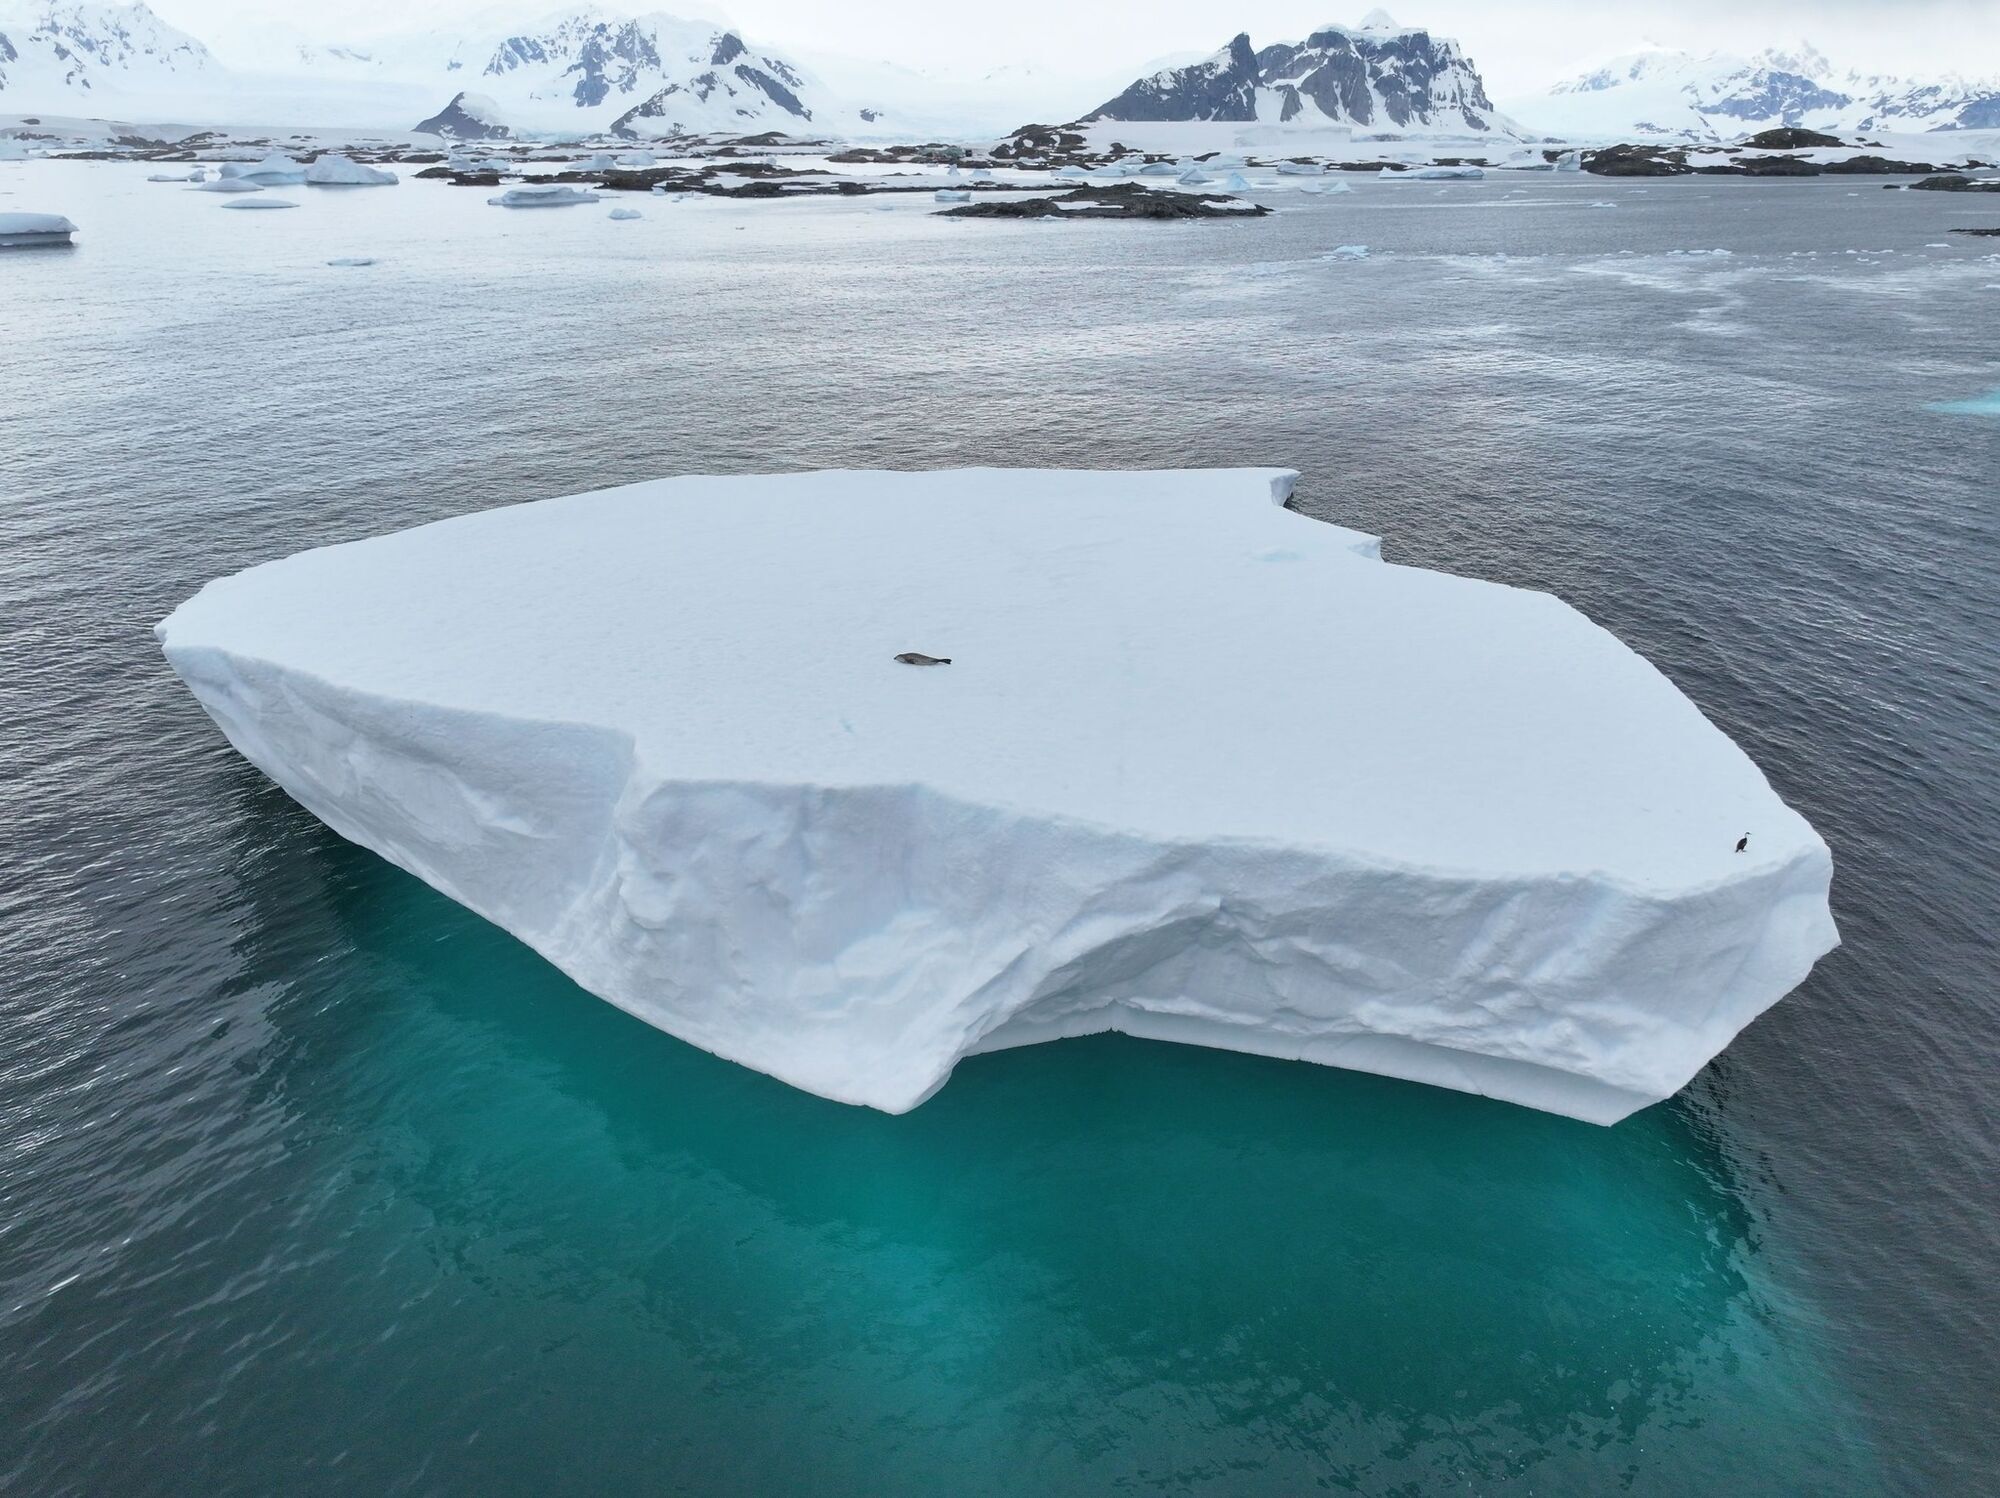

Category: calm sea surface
[3, 160, 1998, 1495]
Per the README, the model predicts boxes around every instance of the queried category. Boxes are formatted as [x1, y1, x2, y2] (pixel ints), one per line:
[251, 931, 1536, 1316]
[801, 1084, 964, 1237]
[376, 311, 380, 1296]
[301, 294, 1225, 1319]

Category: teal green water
[11, 803, 1876, 1495]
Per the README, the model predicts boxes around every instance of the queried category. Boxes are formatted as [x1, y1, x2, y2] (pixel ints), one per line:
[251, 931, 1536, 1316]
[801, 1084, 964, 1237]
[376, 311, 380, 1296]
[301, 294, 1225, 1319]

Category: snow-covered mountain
[1509, 44, 2000, 142]
[0, 1, 213, 99]
[0, 3, 891, 136]
[403, 10, 869, 137]
[1086, 12, 1513, 136]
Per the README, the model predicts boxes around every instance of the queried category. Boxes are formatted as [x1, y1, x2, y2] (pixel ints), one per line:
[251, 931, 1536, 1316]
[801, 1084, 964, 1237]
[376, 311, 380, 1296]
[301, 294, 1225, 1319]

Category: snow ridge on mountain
[0, 2, 883, 137]
[0, 1, 211, 97]
[1087, 14, 1511, 137]
[1517, 43, 2000, 141]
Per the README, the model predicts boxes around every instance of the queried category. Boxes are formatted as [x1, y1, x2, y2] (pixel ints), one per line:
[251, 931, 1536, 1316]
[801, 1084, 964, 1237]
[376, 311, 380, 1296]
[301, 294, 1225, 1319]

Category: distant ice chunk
[934, 189, 970, 203]
[305, 154, 398, 186]
[1177, 167, 1213, 184]
[488, 184, 600, 207]
[615, 151, 657, 167]
[0, 211, 76, 248]
[326, 256, 377, 266]
[222, 198, 298, 210]
[147, 170, 201, 182]
[1390, 165, 1484, 180]
[608, 206, 642, 220]
[1221, 171, 1252, 191]
[0, 140, 31, 161]
[1276, 162, 1323, 176]
[192, 178, 262, 193]
[159, 467, 1838, 1125]
[1555, 149, 1583, 172]
[223, 153, 306, 186]
[1323, 243, 1370, 260]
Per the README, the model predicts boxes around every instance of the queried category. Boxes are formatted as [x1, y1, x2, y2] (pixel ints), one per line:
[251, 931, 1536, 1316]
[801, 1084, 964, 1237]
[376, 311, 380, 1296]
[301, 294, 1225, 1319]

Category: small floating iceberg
[147, 170, 202, 182]
[0, 211, 76, 248]
[222, 153, 306, 186]
[158, 467, 1838, 1125]
[222, 198, 298, 210]
[488, 184, 600, 207]
[1388, 164, 1485, 180]
[1323, 243, 1370, 260]
[192, 178, 261, 193]
[305, 154, 398, 186]
[934, 189, 970, 203]
[326, 256, 377, 267]
[1221, 171, 1252, 191]
[607, 206, 642, 220]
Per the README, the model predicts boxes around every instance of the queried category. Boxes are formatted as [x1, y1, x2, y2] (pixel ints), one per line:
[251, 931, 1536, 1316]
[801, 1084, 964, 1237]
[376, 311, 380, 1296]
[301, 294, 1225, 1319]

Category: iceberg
[1389, 165, 1486, 180]
[221, 198, 298, 210]
[933, 189, 971, 203]
[0, 211, 75, 247]
[607, 206, 643, 220]
[487, 184, 600, 208]
[222, 153, 306, 186]
[192, 178, 262, 193]
[1222, 172, 1252, 191]
[305, 154, 398, 186]
[157, 468, 1838, 1124]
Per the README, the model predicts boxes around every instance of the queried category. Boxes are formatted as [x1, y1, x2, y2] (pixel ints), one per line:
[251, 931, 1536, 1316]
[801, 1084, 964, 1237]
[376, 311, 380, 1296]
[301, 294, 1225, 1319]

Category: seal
[895, 652, 952, 666]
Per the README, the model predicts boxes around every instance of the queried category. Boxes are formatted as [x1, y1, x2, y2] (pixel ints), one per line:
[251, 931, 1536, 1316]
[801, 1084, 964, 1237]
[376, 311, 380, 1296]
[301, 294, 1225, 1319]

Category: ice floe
[159, 468, 1838, 1125]
[305, 154, 398, 187]
[488, 184, 601, 208]
[222, 198, 298, 210]
[222, 154, 305, 186]
[607, 206, 642, 220]
[0, 211, 75, 248]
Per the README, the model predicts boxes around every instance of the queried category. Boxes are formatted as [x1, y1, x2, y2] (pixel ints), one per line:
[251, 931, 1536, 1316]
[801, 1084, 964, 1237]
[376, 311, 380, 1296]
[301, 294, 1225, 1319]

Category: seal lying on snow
[895, 652, 952, 665]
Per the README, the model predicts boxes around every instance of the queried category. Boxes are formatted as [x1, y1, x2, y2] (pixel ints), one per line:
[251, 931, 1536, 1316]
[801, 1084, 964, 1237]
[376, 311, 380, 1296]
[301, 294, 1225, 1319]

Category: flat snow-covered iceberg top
[158, 469, 1838, 1123]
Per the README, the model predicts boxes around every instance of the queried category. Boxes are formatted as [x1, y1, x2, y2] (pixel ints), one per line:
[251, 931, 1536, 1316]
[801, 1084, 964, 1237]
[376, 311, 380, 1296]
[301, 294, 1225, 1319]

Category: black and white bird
[1735, 834, 1749, 853]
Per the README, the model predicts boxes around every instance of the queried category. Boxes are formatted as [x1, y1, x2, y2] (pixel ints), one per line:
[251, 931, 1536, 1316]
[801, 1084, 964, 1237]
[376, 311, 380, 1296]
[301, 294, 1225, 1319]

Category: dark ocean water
[3, 161, 1997, 1495]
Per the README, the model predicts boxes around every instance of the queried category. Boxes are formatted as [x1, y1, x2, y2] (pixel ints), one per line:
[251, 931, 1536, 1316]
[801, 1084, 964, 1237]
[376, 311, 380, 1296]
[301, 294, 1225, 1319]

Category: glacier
[156, 468, 1838, 1124]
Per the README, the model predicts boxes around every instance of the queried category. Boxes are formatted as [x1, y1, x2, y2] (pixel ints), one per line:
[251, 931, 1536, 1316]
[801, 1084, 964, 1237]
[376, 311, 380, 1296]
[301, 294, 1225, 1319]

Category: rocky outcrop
[1908, 173, 2000, 192]
[1741, 126, 1845, 149]
[1583, 144, 1692, 176]
[414, 90, 511, 140]
[938, 183, 1269, 219]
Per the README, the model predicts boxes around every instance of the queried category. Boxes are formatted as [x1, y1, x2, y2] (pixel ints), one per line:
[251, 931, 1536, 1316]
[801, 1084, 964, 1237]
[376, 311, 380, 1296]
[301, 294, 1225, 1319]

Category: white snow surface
[157, 468, 1838, 1123]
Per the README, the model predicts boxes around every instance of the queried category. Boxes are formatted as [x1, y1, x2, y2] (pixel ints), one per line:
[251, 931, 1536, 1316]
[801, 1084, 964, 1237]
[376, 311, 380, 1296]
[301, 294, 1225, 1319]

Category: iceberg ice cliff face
[157, 469, 1837, 1124]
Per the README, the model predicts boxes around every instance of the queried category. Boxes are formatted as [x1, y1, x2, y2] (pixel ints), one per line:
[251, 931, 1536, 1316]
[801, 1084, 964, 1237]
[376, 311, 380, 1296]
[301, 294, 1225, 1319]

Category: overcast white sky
[149, 1, 2000, 93]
